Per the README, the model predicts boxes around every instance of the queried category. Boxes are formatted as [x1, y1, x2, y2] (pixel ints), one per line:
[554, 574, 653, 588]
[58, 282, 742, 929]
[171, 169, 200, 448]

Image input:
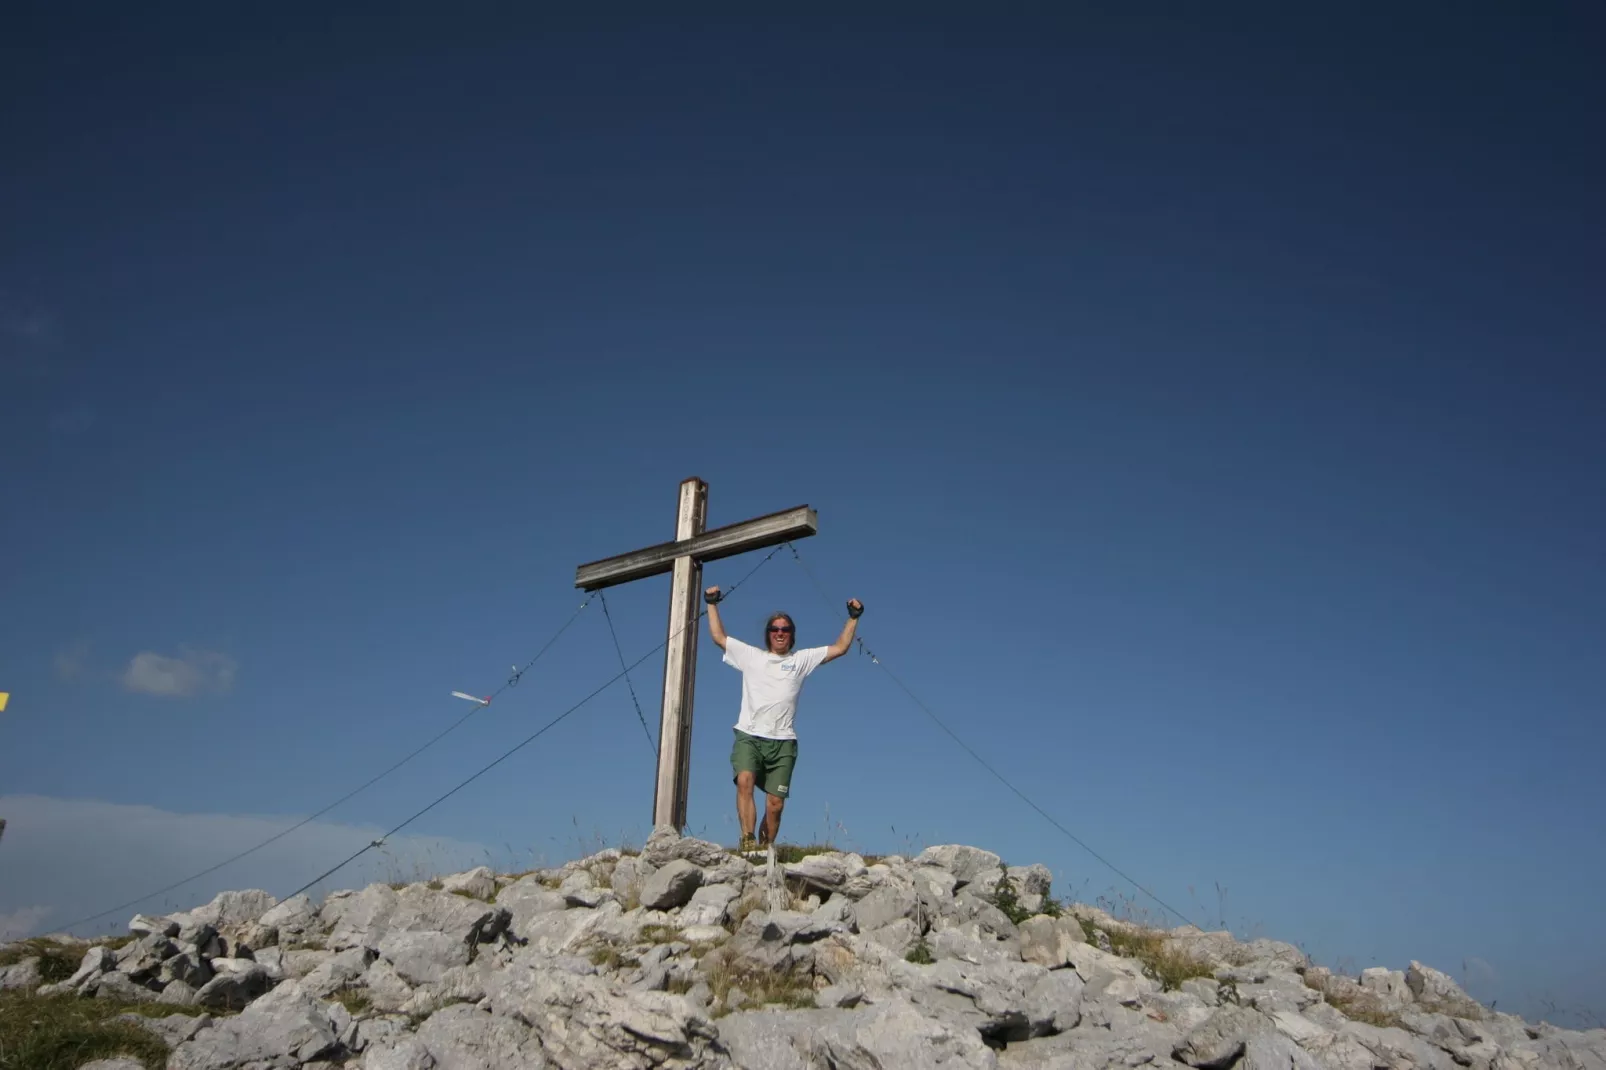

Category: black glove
[846, 599, 863, 619]
[704, 588, 723, 605]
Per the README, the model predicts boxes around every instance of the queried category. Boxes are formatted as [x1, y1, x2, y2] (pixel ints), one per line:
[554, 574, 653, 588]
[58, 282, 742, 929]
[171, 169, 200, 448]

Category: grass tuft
[1324, 987, 1406, 1029]
[770, 843, 837, 865]
[0, 988, 200, 1070]
[638, 924, 681, 946]
[698, 949, 814, 1016]
[904, 937, 935, 965]
[329, 986, 371, 1015]
[0, 939, 84, 985]
[1087, 923, 1213, 991]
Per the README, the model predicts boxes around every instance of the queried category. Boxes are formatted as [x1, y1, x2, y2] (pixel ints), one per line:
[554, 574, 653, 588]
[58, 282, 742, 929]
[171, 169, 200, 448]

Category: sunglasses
[767, 625, 794, 633]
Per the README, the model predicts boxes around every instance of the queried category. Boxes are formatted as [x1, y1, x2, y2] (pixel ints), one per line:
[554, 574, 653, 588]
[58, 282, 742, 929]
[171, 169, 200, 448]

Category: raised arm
[822, 599, 864, 663]
[704, 586, 729, 649]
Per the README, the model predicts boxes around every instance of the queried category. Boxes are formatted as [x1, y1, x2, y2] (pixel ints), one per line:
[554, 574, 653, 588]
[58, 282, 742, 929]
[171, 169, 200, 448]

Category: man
[704, 585, 863, 853]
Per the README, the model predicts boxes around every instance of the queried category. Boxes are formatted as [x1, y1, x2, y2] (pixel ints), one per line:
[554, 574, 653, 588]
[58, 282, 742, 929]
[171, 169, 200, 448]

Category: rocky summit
[4, 828, 1603, 1069]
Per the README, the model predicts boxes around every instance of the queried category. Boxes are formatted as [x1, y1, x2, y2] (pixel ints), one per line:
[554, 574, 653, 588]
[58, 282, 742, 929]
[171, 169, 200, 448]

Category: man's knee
[766, 793, 785, 814]
[735, 771, 757, 793]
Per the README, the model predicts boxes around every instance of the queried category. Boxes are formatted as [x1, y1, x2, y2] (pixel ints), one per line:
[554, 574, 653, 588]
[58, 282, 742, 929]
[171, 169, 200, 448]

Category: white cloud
[0, 795, 501, 941]
[121, 647, 237, 698]
[0, 905, 53, 942]
[54, 639, 91, 682]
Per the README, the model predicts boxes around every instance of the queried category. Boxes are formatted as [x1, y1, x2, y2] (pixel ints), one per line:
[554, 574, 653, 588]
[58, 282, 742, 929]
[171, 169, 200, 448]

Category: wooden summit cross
[574, 478, 818, 830]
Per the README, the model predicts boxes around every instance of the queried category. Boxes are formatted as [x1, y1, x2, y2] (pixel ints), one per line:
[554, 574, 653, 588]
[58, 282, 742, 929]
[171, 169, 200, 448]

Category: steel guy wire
[599, 590, 657, 756]
[53, 595, 596, 934]
[284, 544, 785, 900]
[785, 542, 1200, 930]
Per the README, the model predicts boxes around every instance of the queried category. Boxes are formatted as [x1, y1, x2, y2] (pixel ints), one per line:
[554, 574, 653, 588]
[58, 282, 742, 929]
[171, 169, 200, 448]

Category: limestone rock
[367, 960, 418, 1014]
[438, 865, 497, 901]
[194, 963, 272, 1010]
[1174, 1004, 1278, 1068]
[1005, 863, 1053, 897]
[89, 971, 160, 1003]
[639, 858, 703, 911]
[0, 956, 40, 989]
[855, 876, 920, 933]
[716, 1001, 999, 1070]
[1018, 914, 1088, 968]
[188, 889, 278, 932]
[129, 913, 181, 938]
[913, 844, 1004, 889]
[678, 882, 739, 927]
[482, 954, 722, 1069]
[258, 894, 321, 943]
[495, 875, 568, 935]
[377, 929, 468, 986]
[784, 852, 874, 898]
[168, 982, 340, 1070]
[414, 1001, 546, 1068]
[638, 826, 729, 869]
[1407, 959, 1486, 1017]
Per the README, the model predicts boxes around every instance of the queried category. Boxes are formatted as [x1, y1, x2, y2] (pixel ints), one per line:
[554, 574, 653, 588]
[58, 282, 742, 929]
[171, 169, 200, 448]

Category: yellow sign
[0, 692, 8, 712]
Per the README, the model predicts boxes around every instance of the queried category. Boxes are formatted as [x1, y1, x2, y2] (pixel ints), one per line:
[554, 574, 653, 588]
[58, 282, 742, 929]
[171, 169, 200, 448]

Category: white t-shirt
[721, 636, 830, 741]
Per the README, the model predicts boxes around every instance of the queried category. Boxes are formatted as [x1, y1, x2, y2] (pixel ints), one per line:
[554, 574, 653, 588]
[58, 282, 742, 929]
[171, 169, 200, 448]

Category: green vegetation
[1322, 987, 1406, 1029]
[329, 986, 371, 1015]
[699, 950, 814, 1017]
[0, 988, 205, 1070]
[904, 937, 935, 965]
[1085, 921, 1213, 991]
[638, 924, 681, 945]
[0, 938, 83, 985]
[991, 873, 1032, 926]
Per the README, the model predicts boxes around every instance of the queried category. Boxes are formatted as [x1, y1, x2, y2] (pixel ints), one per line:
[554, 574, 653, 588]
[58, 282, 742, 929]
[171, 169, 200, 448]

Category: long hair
[763, 611, 796, 654]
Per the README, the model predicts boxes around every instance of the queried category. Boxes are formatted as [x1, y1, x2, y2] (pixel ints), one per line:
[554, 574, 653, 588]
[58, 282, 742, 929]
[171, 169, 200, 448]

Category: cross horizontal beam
[575, 505, 817, 591]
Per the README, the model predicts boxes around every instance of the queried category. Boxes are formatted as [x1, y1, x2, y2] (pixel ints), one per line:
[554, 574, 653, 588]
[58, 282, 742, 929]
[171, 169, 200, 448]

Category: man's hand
[705, 586, 728, 649]
[825, 599, 863, 663]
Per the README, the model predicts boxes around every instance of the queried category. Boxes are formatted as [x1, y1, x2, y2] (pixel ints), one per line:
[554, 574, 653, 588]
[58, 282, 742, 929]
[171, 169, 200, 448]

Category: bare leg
[762, 794, 785, 846]
[735, 772, 758, 841]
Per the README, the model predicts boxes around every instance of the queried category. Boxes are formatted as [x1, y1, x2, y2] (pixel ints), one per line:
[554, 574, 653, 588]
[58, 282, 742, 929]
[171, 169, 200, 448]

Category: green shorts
[730, 729, 798, 798]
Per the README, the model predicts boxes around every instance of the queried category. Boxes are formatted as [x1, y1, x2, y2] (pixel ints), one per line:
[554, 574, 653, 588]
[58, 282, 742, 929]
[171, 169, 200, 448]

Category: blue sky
[2, 6, 1603, 1026]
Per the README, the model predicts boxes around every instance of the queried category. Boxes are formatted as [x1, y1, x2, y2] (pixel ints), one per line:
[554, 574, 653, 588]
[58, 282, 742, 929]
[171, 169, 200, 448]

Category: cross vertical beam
[655, 478, 707, 830]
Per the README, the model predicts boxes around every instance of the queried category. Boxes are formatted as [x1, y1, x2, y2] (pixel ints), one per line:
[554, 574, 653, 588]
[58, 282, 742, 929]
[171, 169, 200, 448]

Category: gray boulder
[1173, 1004, 1278, 1068]
[438, 865, 497, 901]
[194, 963, 272, 1010]
[639, 859, 703, 911]
[258, 894, 321, 943]
[167, 982, 340, 1070]
[377, 929, 468, 986]
[0, 956, 40, 990]
[1018, 914, 1087, 968]
[678, 883, 739, 927]
[914, 845, 1004, 889]
[638, 826, 729, 869]
[496, 875, 569, 934]
[716, 1001, 1000, 1070]
[482, 954, 722, 1069]
[415, 1001, 547, 1067]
